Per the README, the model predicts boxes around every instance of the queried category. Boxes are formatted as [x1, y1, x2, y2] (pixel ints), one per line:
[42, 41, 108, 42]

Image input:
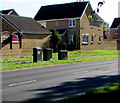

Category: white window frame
[69, 19, 76, 27]
[82, 34, 89, 45]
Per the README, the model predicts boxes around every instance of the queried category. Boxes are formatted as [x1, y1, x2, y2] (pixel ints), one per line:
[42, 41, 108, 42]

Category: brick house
[0, 14, 51, 58]
[109, 18, 120, 40]
[34, 1, 117, 51]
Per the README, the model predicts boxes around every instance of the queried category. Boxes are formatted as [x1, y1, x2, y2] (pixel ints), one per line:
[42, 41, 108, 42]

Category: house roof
[94, 13, 104, 22]
[0, 9, 19, 16]
[110, 18, 120, 28]
[1, 14, 51, 34]
[34, 2, 89, 21]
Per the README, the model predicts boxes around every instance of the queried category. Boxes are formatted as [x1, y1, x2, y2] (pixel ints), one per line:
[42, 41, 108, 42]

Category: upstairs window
[69, 19, 76, 27]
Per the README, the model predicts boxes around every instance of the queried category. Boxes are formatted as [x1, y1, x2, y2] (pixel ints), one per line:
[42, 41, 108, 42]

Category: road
[2, 59, 120, 103]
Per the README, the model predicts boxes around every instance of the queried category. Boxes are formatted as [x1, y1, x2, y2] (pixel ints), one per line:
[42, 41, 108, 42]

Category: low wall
[2, 43, 22, 59]
[80, 40, 118, 50]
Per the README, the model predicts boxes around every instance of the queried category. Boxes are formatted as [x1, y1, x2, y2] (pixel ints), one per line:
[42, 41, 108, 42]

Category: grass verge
[1, 55, 119, 70]
[2, 50, 120, 63]
[57, 82, 120, 103]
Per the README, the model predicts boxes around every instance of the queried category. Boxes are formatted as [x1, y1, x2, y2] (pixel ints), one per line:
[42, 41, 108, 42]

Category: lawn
[57, 82, 120, 103]
[2, 50, 120, 63]
[1, 50, 120, 70]
[1, 55, 120, 70]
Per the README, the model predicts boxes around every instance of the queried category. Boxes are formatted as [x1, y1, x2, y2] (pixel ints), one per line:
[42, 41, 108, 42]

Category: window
[114, 29, 118, 34]
[68, 34, 74, 44]
[82, 34, 89, 44]
[69, 19, 76, 27]
[91, 34, 94, 44]
[98, 35, 102, 44]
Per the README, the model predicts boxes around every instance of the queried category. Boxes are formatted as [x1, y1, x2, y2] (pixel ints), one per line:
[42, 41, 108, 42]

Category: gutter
[23, 31, 52, 35]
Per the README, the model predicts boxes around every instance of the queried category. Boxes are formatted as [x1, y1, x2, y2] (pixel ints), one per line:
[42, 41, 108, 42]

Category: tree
[51, 30, 62, 52]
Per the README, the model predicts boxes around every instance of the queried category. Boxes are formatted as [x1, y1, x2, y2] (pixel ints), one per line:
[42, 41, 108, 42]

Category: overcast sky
[0, 0, 119, 26]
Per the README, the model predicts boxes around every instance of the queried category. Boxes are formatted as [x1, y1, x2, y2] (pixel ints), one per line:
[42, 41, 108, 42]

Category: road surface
[2, 59, 120, 103]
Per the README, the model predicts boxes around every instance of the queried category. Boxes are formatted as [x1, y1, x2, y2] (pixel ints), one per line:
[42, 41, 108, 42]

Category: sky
[0, 0, 119, 26]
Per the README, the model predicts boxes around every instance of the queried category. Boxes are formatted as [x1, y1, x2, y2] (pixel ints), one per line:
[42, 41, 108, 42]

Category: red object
[12, 35, 18, 41]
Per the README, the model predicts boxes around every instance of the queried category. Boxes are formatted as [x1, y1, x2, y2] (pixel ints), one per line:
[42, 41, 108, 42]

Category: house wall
[46, 20, 68, 29]
[45, 19, 81, 49]
[1, 18, 21, 58]
[44, 14, 118, 51]
[1, 33, 51, 59]
[21, 33, 51, 56]
[67, 19, 80, 49]
[79, 8, 118, 50]
[38, 4, 119, 51]
[2, 43, 22, 59]
[109, 27, 120, 39]
[80, 10, 105, 50]
[1, 19, 51, 59]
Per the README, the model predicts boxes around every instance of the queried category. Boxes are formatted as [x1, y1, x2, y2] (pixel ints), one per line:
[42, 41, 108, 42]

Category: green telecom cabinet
[43, 48, 52, 61]
[33, 47, 42, 62]
[58, 50, 68, 60]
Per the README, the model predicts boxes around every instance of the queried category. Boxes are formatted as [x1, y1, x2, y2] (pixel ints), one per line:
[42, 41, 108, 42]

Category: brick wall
[109, 26, 120, 40]
[1, 18, 51, 59]
[79, 9, 116, 50]
[2, 43, 22, 59]
[80, 40, 118, 50]
[21, 33, 51, 57]
[44, 13, 119, 51]
[1, 33, 51, 59]
[46, 20, 68, 29]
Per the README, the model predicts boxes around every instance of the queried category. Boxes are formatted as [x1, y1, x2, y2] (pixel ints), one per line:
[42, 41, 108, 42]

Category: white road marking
[73, 72, 80, 74]
[9, 80, 37, 87]
[83, 71, 88, 72]
[73, 71, 88, 75]
[73, 70, 88, 75]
